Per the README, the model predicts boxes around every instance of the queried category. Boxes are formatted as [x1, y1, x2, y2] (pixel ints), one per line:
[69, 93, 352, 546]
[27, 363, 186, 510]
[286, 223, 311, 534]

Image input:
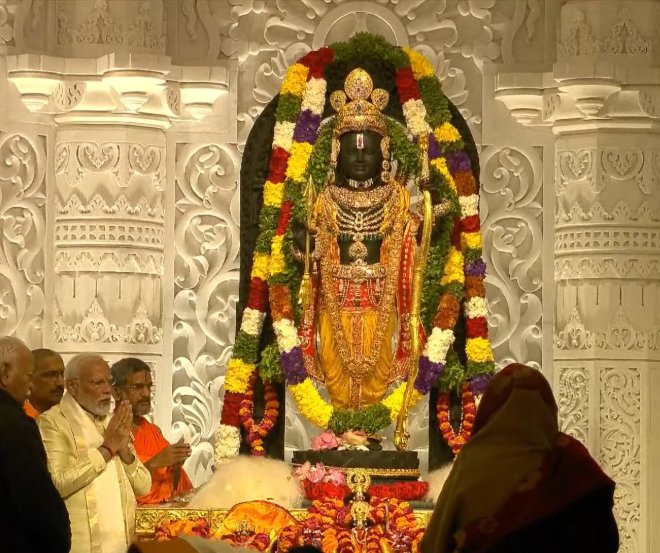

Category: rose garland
[302, 479, 429, 502]
[436, 383, 477, 455]
[239, 374, 280, 455]
[217, 33, 494, 463]
[277, 496, 425, 553]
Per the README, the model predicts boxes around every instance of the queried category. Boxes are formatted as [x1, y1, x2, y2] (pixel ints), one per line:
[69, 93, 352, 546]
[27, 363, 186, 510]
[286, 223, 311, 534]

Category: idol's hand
[291, 221, 316, 260]
[419, 178, 442, 205]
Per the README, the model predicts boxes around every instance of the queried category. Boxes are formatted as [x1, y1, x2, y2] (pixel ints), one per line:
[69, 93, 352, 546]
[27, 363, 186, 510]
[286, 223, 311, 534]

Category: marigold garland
[436, 383, 477, 455]
[239, 375, 280, 456]
[218, 33, 495, 463]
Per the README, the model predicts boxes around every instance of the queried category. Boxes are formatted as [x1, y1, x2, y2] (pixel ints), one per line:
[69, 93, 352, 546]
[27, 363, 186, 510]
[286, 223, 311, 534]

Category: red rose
[395, 66, 420, 104]
[275, 200, 293, 235]
[461, 214, 480, 233]
[451, 217, 462, 249]
[466, 317, 489, 339]
[221, 392, 244, 427]
[318, 47, 334, 63]
[268, 147, 290, 184]
[247, 278, 268, 312]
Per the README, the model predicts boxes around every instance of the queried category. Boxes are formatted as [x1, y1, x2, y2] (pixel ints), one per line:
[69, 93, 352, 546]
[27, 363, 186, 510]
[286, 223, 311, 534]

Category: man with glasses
[111, 357, 192, 505]
[24, 348, 65, 418]
[38, 353, 151, 553]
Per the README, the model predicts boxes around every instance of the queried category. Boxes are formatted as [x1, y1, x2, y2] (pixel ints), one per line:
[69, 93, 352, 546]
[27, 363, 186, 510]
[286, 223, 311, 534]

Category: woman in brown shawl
[421, 363, 619, 553]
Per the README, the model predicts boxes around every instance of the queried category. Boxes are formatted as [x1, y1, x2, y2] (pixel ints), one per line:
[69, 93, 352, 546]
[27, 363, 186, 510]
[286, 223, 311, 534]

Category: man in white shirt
[38, 353, 151, 553]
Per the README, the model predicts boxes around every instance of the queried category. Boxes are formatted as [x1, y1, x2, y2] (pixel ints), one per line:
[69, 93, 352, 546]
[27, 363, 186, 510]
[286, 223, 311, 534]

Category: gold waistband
[332, 263, 386, 280]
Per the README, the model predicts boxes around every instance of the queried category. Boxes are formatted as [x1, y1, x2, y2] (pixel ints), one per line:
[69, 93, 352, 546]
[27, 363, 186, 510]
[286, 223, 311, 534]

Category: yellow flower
[466, 338, 494, 363]
[269, 235, 286, 276]
[286, 141, 313, 182]
[462, 231, 482, 250]
[290, 379, 333, 428]
[382, 384, 422, 421]
[434, 122, 461, 144]
[404, 48, 435, 79]
[430, 157, 457, 192]
[251, 254, 270, 280]
[280, 63, 309, 97]
[263, 181, 284, 207]
[225, 359, 256, 393]
[440, 247, 465, 285]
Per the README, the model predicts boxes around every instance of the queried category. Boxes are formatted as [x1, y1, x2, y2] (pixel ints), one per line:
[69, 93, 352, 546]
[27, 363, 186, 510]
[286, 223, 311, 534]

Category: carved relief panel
[51, 130, 165, 355]
[0, 131, 47, 347]
[172, 141, 240, 485]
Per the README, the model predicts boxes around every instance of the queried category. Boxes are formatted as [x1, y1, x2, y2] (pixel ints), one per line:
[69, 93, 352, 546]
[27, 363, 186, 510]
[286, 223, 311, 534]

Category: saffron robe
[24, 399, 40, 419]
[133, 417, 193, 504]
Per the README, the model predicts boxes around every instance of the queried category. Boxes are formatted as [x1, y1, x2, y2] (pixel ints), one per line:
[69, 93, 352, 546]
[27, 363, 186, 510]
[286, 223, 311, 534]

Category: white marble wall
[0, 1, 658, 551]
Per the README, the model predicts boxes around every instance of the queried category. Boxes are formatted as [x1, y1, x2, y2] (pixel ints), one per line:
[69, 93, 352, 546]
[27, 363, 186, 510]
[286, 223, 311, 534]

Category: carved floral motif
[57, 0, 165, 51]
[480, 146, 543, 369]
[558, 8, 655, 58]
[555, 308, 594, 351]
[0, 133, 46, 344]
[557, 367, 589, 445]
[172, 142, 240, 485]
[599, 367, 641, 553]
[55, 142, 164, 190]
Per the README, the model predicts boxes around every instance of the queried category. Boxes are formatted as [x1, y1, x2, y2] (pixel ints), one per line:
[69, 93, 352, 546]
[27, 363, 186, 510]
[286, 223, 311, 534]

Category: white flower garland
[465, 297, 488, 319]
[215, 424, 241, 464]
[273, 318, 300, 353]
[459, 194, 479, 218]
[423, 328, 455, 364]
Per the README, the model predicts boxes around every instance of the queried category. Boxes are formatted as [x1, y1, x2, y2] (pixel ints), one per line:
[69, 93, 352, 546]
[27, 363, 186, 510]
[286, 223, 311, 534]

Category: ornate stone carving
[172, 142, 241, 485]
[556, 200, 660, 225]
[557, 10, 598, 58]
[554, 308, 594, 351]
[53, 81, 86, 112]
[558, 7, 655, 58]
[54, 250, 164, 275]
[53, 297, 121, 344]
[0, 133, 46, 345]
[556, 149, 595, 193]
[595, 306, 659, 351]
[480, 146, 543, 369]
[600, 8, 653, 55]
[557, 367, 589, 445]
[56, 193, 165, 218]
[599, 367, 641, 553]
[0, 0, 17, 45]
[554, 227, 660, 255]
[55, 142, 164, 190]
[554, 256, 660, 281]
[125, 302, 162, 345]
[57, 0, 165, 51]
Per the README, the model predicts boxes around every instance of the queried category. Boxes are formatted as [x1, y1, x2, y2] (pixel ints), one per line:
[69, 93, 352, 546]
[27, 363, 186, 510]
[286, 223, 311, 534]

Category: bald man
[24, 348, 65, 418]
[38, 353, 151, 553]
[0, 336, 71, 553]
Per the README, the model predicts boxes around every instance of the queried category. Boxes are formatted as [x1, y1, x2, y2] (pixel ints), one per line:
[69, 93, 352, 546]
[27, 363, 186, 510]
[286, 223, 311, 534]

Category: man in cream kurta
[39, 353, 151, 553]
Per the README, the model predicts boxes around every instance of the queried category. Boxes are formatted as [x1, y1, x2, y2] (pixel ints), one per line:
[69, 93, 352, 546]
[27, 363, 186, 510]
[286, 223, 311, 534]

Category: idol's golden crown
[330, 68, 389, 137]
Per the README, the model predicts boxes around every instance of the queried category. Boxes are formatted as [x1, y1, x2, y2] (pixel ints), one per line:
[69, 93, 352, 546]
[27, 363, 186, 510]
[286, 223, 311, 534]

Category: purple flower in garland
[293, 109, 322, 144]
[446, 150, 471, 174]
[428, 132, 441, 160]
[465, 259, 487, 277]
[469, 373, 492, 396]
[414, 356, 445, 395]
[281, 347, 307, 385]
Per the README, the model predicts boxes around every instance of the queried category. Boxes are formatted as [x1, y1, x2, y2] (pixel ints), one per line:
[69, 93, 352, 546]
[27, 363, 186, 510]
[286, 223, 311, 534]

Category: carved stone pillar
[550, 3, 660, 552]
